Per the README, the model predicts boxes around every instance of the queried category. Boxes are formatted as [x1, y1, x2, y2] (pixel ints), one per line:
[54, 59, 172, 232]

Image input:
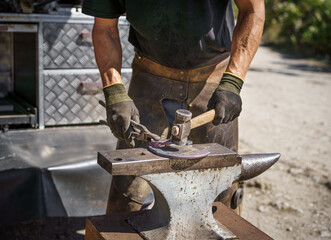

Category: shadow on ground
[0, 217, 86, 240]
[248, 44, 331, 78]
[261, 43, 331, 73]
[271, 61, 331, 73]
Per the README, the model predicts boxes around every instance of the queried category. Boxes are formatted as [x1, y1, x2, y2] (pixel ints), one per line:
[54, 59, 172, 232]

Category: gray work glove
[102, 83, 139, 147]
[207, 72, 243, 125]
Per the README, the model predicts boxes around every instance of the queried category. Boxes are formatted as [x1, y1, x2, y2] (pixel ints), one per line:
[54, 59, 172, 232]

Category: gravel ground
[0, 45, 330, 240]
[240, 45, 331, 239]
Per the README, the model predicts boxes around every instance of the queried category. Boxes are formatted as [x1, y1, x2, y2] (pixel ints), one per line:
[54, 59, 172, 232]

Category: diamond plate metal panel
[119, 25, 135, 68]
[121, 71, 131, 90]
[43, 22, 134, 69]
[43, 23, 95, 69]
[44, 72, 132, 126]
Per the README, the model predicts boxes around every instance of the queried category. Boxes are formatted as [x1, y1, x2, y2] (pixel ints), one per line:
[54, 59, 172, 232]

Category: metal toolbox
[0, 12, 134, 128]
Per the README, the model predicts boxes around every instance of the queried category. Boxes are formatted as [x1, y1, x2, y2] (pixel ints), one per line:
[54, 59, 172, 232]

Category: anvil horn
[238, 153, 281, 182]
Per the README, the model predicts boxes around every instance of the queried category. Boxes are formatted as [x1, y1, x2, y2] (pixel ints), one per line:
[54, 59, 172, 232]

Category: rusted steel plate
[85, 212, 144, 240]
[213, 202, 273, 240]
[98, 143, 241, 176]
[85, 203, 273, 240]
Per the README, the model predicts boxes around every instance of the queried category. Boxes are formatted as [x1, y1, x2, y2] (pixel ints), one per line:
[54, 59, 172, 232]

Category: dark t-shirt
[82, 0, 234, 69]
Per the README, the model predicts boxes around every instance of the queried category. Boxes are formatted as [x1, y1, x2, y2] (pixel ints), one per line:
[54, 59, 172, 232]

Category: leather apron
[106, 53, 242, 215]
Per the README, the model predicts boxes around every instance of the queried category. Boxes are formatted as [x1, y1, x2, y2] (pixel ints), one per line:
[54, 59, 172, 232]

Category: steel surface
[0, 126, 116, 226]
[128, 166, 241, 239]
[239, 153, 280, 181]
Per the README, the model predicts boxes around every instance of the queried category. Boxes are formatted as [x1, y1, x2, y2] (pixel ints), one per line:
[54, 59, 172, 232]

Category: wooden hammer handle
[191, 109, 215, 129]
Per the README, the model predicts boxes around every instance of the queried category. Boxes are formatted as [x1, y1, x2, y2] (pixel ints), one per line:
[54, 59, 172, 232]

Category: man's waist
[132, 53, 230, 83]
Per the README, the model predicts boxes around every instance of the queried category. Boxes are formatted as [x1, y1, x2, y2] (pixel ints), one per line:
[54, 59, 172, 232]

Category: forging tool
[130, 120, 161, 142]
[96, 108, 280, 240]
[98, 100, 160, 142]
[148, 109, 216, 159]
[171, 109, 216, 145]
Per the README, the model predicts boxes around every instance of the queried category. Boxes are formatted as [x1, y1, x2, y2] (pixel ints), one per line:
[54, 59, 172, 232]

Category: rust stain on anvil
[0, 24, 37, 31]
[0, 26, 8, 31]
[22, 24, 36, 29]
[0, 16, 25, 20]
[169, 158, 202, 170]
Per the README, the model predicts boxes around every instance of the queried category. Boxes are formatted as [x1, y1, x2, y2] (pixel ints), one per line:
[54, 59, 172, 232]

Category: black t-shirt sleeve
[82, 0, 125, 19]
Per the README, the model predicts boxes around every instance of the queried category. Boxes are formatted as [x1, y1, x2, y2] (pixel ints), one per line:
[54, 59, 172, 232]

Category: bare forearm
[92, 18, 122, 86]
[226, 1, 265, 79]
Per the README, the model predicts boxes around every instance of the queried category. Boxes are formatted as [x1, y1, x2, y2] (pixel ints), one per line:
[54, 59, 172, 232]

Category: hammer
[171, 109, 215, 145]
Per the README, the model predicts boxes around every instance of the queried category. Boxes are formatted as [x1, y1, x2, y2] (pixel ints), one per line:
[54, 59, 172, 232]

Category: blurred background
[0, 0, 330, 239]
[235, 0, 331, 60]
[263, 0, 330, 59]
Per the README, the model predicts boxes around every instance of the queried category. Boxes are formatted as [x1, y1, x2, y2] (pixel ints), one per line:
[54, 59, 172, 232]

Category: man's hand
[103, 83, 140, 147]
[208, 90, 242, 125]
[207, 72, 243, 125]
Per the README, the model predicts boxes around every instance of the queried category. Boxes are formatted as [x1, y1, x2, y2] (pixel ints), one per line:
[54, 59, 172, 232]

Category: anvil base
[85, 202, 273, 240]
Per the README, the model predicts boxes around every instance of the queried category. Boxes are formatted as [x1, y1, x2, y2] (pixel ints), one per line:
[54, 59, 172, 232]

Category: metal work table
[0, 125, 116, 226]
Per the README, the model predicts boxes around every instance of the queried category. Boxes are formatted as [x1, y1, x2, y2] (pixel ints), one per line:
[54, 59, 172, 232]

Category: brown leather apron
[106, 54, 242, 215]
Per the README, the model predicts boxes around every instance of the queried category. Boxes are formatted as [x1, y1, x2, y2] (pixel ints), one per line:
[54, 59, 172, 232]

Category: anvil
[97, 143, 280, 240]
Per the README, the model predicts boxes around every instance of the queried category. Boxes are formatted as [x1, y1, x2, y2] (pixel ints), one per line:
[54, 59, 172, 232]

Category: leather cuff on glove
[103, 83, 132, 106]
[207, 72, 243, 125]
[216, 72, 244, 96]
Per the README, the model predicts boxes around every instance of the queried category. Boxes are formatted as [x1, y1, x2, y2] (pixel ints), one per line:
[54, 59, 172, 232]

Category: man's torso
[83, 0, 235, 69]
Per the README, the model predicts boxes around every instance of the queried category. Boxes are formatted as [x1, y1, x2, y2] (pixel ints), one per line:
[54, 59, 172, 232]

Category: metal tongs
[130, 120, 160, 142]
[99, 100, 160, 142]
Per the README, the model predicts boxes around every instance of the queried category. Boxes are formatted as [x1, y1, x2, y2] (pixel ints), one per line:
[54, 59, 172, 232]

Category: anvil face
[98, 143, 241, 176]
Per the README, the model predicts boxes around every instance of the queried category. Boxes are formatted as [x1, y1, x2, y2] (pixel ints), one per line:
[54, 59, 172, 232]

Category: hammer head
[170, 109, 192, 145]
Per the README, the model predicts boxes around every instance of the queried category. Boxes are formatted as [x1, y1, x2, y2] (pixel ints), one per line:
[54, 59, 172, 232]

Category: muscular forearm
[226, 0, 265, 79]
[92, 18, 123, 86]
[93, 19, 139, 146]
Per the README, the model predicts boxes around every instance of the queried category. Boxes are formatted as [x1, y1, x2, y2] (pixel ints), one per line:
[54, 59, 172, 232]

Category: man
[82, 0, 265, 215]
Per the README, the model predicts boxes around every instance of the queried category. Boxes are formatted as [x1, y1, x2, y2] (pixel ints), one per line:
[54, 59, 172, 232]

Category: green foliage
[264, 0, 331, 56]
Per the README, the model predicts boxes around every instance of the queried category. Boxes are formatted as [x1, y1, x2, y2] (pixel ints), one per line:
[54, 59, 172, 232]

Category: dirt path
[240, 46, 331, 239]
